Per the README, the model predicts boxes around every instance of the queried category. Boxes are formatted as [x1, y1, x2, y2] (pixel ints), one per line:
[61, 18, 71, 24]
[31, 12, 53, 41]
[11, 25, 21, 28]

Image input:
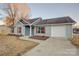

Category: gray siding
[66, 24, 73, 39]
[14, 21, 25, 35]
[45, 26, 51, 36]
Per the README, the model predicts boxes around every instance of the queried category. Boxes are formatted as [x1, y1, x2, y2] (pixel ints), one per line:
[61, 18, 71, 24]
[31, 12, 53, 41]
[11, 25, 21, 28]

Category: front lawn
[0, 35, 38, 56]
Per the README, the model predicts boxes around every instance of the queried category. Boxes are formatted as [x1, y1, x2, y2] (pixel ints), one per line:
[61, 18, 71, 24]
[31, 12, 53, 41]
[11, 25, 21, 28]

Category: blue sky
[0, 3, 79, 22]
[28, 3, 79, 22]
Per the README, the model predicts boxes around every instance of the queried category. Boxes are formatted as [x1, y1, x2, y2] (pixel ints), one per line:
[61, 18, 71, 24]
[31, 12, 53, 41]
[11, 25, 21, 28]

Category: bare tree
[3, 3, 30, 26]
[1, 3, 30, 33]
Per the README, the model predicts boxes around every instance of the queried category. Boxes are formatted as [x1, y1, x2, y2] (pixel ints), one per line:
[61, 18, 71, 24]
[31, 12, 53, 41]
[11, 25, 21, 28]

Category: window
[17, 27, 22, 33]
[41, 27, 45, 33]
[36, 26, 45, 33]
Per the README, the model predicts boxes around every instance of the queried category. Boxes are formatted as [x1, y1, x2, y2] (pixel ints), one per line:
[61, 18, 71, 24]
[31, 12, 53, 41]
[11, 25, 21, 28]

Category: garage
[50, 24, 73, 39]
[34, 16, 76, 39]
[51, 25, 67, 38]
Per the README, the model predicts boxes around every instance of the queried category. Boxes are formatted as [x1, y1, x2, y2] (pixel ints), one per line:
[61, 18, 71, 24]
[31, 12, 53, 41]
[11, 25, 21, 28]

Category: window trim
[36, 26, 45, 34]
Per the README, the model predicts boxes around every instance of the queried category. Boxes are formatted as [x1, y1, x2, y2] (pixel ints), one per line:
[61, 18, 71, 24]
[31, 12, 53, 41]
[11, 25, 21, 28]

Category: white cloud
[0, 20, 4, 25]
[0, 9, 6, 25]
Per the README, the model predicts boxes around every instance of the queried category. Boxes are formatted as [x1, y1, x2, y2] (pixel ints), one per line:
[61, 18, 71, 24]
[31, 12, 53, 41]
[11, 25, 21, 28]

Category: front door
[25, 26, 34, 36]
[25, 26, 30, 36]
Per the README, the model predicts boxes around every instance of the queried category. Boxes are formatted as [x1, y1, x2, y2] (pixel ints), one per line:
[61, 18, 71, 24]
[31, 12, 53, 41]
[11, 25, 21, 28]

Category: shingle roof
[26, 18, 40, 24]
[19, 19, 28, 24]
[36, 16, 76, 25]
[19, 16, 76, 25]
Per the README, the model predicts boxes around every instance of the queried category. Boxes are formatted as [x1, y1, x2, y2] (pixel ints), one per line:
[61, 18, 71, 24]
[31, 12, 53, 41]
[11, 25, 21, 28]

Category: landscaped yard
[0, 35, 38, 56]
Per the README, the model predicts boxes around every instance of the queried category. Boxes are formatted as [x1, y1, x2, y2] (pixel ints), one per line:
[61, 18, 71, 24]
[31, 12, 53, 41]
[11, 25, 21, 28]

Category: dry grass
[0, 35, 38, 56]
[71, 34, 79, 46]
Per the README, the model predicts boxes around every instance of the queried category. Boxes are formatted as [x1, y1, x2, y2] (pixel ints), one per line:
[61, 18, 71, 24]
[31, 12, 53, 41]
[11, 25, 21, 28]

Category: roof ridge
[27, 17, 42, 20]
[43, 16, 70, 20]
[35, 16, 76, 25]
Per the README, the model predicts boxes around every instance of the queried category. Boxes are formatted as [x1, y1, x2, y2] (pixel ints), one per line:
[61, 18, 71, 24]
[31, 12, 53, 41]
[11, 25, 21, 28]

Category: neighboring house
[0, 25, 11, 35]
[73, 28, 79, 34]
[13, 16, 76, 39]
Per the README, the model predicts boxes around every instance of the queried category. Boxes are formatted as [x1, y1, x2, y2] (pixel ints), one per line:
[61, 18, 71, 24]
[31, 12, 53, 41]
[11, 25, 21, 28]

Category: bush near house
[71, 34, 79, 46]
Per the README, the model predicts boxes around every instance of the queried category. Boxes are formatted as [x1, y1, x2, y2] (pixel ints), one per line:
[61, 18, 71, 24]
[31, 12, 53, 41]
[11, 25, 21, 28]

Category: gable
[19, 19, 29, 24]
[15, 17, 42, 26]
[14, 21, 24, 27]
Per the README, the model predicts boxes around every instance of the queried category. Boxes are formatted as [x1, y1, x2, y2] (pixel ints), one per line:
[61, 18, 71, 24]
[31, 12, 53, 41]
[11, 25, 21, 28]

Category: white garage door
[51, 25, 66, 37]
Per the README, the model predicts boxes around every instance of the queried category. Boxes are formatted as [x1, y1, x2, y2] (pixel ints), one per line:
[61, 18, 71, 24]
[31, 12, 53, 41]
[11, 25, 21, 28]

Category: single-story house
[13, 16, 76, 39]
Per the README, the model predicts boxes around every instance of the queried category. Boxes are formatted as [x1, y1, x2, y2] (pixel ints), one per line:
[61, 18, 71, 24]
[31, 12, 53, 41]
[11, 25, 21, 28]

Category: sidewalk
[23, 38, 78, 56]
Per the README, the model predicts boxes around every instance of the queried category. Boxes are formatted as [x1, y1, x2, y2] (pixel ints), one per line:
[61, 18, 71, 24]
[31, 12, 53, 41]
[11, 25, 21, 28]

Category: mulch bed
[8, 34, 22, 37]
[30, 36, 49, 40]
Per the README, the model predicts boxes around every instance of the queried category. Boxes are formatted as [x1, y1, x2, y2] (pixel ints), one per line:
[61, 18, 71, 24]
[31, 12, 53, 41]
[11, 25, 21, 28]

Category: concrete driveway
[23, 38, 79, 56]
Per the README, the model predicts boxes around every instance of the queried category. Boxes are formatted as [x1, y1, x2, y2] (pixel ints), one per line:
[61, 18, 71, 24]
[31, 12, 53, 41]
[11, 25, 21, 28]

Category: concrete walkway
[23, 37, 79, 56]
